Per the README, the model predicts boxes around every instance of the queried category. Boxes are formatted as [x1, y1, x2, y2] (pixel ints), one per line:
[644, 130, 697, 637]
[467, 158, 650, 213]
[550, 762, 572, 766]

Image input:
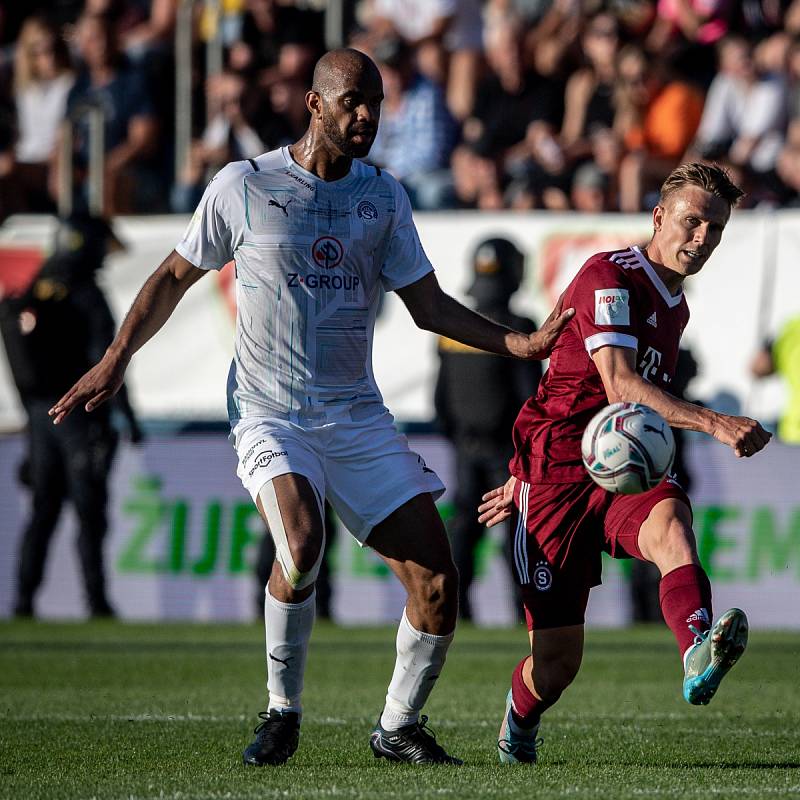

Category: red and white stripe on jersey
[514, 480, 531, 584]
[609, 246, 685, 310]
[583, 247, 640, 355]
[583, 246, 684, 355]
[584, 331, 638, 354]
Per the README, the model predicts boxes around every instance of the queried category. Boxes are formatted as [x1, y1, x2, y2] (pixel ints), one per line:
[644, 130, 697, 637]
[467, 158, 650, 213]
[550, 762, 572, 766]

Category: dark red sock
[659, 564, 713, 656]
[510, 656, 550, 729]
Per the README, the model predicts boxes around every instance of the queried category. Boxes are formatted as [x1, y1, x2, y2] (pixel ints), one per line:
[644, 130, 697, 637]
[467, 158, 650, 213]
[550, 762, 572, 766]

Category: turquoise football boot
[497, 690, 542, 764]
[683, 608, 749, 705]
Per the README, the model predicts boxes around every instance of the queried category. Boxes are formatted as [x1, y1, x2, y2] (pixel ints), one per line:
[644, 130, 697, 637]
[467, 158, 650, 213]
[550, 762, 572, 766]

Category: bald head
[312, 48, 381, 100]
[304, 48, 383, 160]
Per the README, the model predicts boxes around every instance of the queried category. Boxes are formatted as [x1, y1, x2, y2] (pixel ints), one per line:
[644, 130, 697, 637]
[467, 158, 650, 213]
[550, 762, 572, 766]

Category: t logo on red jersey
[639, 346, 662, 380]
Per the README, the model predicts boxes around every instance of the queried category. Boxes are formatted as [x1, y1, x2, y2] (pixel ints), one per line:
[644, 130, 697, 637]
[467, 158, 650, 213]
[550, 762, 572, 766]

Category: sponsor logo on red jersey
[594, 288, 630, 325]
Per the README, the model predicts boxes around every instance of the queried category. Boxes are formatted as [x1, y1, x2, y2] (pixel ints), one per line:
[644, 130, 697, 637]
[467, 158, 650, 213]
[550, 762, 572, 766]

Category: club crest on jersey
[595, 288, 630, 326]
[533, 560, 553, 591]
[312, 236, 344, 269]
[356, 200, 378, 223]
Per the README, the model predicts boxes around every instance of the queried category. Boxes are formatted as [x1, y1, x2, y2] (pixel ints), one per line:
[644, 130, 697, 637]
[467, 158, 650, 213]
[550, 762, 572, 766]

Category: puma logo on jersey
[647, 311, 658, 327]
[269, 198, 294, 216]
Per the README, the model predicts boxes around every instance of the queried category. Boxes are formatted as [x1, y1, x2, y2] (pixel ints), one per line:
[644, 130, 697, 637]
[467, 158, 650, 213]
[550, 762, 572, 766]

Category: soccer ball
[581, 402, 675, 494]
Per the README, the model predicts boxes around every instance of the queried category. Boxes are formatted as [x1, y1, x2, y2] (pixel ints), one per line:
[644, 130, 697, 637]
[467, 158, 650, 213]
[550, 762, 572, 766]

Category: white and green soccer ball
[581, 402, 675, 494]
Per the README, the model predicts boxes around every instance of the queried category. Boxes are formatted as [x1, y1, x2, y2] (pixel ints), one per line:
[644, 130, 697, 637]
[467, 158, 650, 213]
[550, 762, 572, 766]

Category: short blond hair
[659, 162, 744, 209]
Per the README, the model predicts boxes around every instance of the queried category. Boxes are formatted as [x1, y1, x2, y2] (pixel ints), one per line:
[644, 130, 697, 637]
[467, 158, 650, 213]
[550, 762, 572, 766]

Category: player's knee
[278, 537, 323, 590]
[291, 535, 323, 574]
[652, 514, 697, 564]
[411, 565, 458, 618]
[640, 501, 697, 566]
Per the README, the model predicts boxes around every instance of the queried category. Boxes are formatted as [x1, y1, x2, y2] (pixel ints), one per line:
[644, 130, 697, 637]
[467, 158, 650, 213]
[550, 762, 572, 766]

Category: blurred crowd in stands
[2, 0, 800, 218]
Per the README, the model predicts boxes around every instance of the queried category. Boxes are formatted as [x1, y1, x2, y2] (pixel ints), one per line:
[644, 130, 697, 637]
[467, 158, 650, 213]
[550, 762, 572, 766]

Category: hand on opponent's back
[525, 294, 575, 360]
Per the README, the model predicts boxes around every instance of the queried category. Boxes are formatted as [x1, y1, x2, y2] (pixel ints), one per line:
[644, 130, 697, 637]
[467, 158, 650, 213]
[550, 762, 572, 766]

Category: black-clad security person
[434, 238, 541, 621]
[0, 214, 140, 618]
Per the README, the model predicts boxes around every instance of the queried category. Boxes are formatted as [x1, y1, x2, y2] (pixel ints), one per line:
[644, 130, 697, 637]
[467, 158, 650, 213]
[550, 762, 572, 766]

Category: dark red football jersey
[510, 246, 690, 483]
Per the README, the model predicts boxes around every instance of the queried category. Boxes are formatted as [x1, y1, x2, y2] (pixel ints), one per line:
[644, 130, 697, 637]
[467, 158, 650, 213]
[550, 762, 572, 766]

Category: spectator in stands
[83, 0, 177, 62]
[368, 0, 484, 120]
[267, 77, 311, 141]
[647, 0, 732, 50]
[774, 38, 800, 203]
[561, 12, 620, 158]
[613, 0, 660, 40]
[59, 11, 159, 214]
[787, 0, 800, 34]
[570, 160, 612, 211]
[171, 71, 289, 212]
[228, 0, 324, 87]
[507, 10, 620, 210]
[786, 33, 800, 119]
[517, 0, 581, 80]
[451, 145, 506, 209]
[369, 37, 458, 209]
[465, 16, 563, 172]
[646, 0, 732, 86]
[617, 46, 705, 211]
[734, 0, 789, 39]
[0, 16, 73, 221]
[452, 14, 563, 211]
[690, 35, 787, 184]
[775, 124, 800, 204]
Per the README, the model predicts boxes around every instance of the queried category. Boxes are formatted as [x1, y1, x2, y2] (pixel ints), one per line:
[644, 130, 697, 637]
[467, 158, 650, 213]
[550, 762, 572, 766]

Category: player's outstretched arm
[49, 250, 207, 424]
[396, 273, 574, 359]
[593, 345, 772, 458]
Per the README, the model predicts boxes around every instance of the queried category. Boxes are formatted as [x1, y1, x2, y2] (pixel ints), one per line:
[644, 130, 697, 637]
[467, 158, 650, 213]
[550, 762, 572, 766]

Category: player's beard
[322, 112, 374, 159]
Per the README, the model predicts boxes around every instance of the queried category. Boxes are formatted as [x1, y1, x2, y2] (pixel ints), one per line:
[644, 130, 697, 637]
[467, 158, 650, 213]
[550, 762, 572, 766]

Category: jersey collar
[632, 245, 684, 308]
[281, 146, 358, 187]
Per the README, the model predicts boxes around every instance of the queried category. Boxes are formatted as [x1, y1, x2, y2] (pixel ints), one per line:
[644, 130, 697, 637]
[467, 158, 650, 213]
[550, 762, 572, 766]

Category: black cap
[41, 213, 125, 284]
[466, 237, 525, 306]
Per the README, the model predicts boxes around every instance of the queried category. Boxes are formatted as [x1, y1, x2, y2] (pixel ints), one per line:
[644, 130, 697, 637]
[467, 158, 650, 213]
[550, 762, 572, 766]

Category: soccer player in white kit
[50, 49, 574, 766]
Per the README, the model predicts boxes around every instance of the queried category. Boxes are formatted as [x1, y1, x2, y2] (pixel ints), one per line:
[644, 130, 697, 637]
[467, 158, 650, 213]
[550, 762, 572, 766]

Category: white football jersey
[176, 147, 434, 422]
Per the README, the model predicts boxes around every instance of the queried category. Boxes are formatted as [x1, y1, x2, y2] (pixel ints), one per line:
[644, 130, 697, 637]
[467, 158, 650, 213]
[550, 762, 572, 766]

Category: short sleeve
[570, 259, 638, 355]
[175, 164, 242, 270]
[379, 180, 434, 292]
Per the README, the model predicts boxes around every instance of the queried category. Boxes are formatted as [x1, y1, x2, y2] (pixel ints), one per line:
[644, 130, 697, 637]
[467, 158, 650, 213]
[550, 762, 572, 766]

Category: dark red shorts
[512, 477, 691, 630]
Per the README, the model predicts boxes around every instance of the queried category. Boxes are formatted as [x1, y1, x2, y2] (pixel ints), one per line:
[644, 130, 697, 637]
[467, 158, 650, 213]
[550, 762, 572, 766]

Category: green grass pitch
[1, 621, 799, 799]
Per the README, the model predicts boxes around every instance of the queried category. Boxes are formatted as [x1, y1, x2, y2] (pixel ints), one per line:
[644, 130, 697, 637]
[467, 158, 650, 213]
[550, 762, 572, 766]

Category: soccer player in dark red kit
[478, 162, 772, 764]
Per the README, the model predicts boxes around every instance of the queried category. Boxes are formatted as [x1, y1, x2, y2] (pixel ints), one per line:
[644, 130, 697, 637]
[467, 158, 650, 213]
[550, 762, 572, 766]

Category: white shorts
[231, 405, 445, 543]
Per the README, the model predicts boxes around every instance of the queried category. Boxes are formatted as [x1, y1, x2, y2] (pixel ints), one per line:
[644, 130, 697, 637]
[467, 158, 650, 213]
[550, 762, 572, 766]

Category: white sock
[380, 608, 453, 731]
[264, 588, 315, 716]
